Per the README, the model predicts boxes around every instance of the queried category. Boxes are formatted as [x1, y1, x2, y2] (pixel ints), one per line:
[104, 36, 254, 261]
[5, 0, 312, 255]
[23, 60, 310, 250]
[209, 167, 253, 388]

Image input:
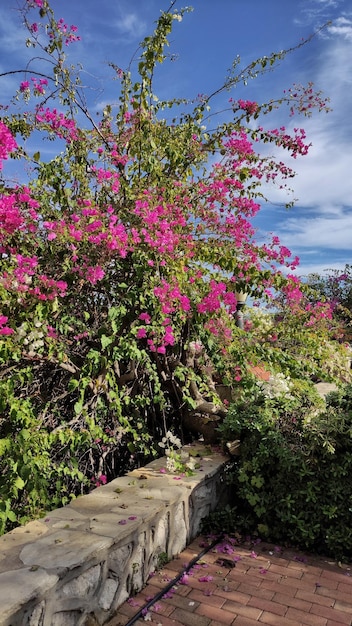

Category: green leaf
[74, 402, 83, 415]
[0, 438, 10, 456]
[68, 378, 79, 391]
[14, 476, 25, 490]
[101, 334, 113, 350]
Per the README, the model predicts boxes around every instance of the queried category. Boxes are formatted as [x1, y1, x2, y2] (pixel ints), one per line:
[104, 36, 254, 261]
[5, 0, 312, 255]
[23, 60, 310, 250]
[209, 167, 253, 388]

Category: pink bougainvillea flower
[20, 81, 30, 91]
[128, 515, 137, 521]
[118, 519, 127, 525]
[0, 122, 17, 169]
[198, 575, 213, 583]
[0, 326, 14, 336]
[47, 325, 57, 339]
[139, 312, 151, 323]
[85, 265, 105, 284]
[0, 315, 14, 335]
[179, 573, 189, 585]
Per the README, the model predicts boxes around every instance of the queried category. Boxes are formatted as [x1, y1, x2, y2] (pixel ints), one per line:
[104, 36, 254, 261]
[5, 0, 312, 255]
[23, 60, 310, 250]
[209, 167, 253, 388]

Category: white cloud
[114, 12, 146, 41]
[275, 126, 352, 209]
[292, 260, 347, 277]
[278, 209, 352, 249]
[0, 7, 27, 53]
[327, 16, 352, 40]
[257, 22, 352, 270]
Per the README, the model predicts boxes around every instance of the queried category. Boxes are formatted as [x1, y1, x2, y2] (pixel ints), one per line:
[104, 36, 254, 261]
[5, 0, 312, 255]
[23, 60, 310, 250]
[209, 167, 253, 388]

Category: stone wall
[0, 444, 230, 626]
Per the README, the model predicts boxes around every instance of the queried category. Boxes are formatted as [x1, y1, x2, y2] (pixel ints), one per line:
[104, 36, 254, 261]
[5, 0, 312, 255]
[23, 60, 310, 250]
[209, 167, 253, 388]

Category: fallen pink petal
[198, 575, 213, 583]
[179, 573, 189, 585]
[203, 588, 213, 596]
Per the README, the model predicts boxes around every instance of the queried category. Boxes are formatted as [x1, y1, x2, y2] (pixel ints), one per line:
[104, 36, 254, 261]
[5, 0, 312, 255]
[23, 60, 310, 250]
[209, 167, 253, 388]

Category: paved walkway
[107, 536, 352, 626]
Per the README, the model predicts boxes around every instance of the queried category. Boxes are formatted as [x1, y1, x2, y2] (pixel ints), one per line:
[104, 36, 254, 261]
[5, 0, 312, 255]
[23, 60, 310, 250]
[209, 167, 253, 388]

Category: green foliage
[201, 504, 240, 537]
[0, 374, 90, 532]
[156, 552, 170, 569]
[220, 383, 352, 559]
[0, 1, 338, 536]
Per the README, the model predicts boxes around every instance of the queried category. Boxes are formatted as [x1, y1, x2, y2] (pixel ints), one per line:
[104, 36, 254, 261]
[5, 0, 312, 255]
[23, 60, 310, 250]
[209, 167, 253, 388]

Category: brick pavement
[107, 536, 352, 626]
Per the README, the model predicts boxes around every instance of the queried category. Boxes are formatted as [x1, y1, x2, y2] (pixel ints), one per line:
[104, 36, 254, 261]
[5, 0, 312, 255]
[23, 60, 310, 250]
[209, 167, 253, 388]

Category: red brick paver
[107, 537, 352, 626]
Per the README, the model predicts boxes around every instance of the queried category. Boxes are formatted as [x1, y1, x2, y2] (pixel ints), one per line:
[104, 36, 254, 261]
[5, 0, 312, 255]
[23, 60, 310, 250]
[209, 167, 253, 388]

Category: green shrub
[220, 382, 352, 560]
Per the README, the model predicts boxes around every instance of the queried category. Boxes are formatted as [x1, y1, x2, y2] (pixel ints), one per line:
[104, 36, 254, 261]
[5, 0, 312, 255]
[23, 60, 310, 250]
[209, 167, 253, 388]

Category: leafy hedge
[219, 382, 352, 560]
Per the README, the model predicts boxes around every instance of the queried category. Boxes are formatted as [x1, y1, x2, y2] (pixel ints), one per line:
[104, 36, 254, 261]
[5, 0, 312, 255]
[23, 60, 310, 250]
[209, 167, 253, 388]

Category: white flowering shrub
[158, 431, 197, 475]
[247, 308, 274, 335]
[259, 373, 292, 399]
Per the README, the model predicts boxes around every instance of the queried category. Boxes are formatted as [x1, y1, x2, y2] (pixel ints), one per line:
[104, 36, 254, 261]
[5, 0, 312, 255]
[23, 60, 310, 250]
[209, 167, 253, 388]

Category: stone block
[61, 564, 101, 599]
[0, 568, 58, 625]
[20, 531, 113, 571]
[98, 578, 119, 611]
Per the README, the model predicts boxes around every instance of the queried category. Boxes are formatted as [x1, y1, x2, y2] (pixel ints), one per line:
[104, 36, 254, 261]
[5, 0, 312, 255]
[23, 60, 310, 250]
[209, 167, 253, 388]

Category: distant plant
[248, 296, 352, 383]
[305, 265, 352, 341]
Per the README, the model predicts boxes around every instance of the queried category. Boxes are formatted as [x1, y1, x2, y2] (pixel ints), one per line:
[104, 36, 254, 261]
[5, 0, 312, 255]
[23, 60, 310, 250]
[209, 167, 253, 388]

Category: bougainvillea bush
[0, 0, 345, 533]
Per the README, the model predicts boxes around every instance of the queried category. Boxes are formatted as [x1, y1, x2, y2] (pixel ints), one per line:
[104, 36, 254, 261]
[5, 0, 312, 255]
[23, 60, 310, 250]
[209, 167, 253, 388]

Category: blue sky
[1, 0, 352, 278]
